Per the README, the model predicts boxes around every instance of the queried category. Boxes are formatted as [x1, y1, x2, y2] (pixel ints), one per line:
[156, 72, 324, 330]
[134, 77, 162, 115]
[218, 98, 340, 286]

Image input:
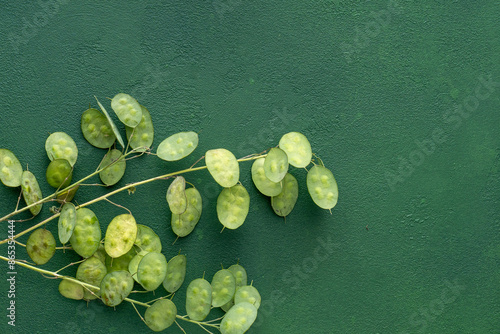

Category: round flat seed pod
[111, 93, 142, 128]
[70, 208, 101, 258]
[167, 176, 187, 215]
[171, 187, 202, 238]
[307, 165, 339, 210]
[95, 96, 125, 148]
[58, 202, 76, 244]
[101, 270, 134, 307]
[26, 228, 56, 265]
[228, 264, 247, 288]
[162, 254, 187, 293]
[264, 147, 289, 183]
[0, 149, 22, 187]
[76, 256, 107, 300]
[211, 269, 236, 308]
[105, 214, 138, 258]
[220, 302, 258, 334]
[137, 252, 168, 291]
[56, 184, 79, 203]
[234, 285, 261, 310]
[279, 132, 312, 168]
[186, 278, 212, 321]
[105, 247, 136, 273]
[81, 108, 116, 149]
[58, 279, 84, 300]
[271, 173, 299, 217]
[145, 299, 177, 332]
[46, 159, 72, 189]
[251, 157, 282, 196]
[99, 149, 126, 186]
[21, 170, 43, 216]
[217, 184, 250, 230]
[206, 149, 239, 187]
[221, 299, 235, 313]
[134, 224, 162, 253]
[45, 132, 78, 167]
[157, 131, 199, 161]
[128, 250, 148, 282]
[125, 105, 154, 152]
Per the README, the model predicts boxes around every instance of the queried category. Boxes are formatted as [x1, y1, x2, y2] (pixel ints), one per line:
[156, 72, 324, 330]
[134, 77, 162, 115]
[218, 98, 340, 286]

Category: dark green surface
[1, 1, 499, 333]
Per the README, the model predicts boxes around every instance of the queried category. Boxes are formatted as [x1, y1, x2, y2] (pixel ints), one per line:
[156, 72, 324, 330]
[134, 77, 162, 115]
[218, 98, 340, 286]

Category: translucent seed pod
[26, 228, 56, 265]
[105, 214, 138, 258]
[58, 202, 76, 244]
[45, 159, 72, 189]
[145, 299, 177, 332]
[306, 165, 338, 210]
[211, 269, 236, 308]
[162, 254, 187, 293]
[21, 170, 43, 216]
[220, 302, 258, 334]
[166, 176, 187, 215]
[234, 285, 261, 310]
[137, 252, 168, 291]
[100, 270, 134, 307]
[206, 148, 239, 188]
[186, 278, 212, 321]
[157, 131, 199, 161]
[99, 149, 126, 186]
[70, 208, 101, 258]
[263, 147, 288, 183]
[217, 184, 250, 230]
[81, 108, 116, 149]
[0, 149, 23, 187]
[111, 93, 143, 128]
[95, 96, 125, 148]
[171, 187, 202, 238]
[45, 132, 78, 167]
[76, 257, 107, 300]
[251, 158, 282, 196]
[279, 131, 312, 168]
[58, 280, 84, 300]
[134, 224, 162, 253]
[125, 105, 154, 152]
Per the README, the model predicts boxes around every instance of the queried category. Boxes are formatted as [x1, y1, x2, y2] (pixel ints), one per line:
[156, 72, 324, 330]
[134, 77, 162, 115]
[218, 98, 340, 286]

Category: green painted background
[1, 1, 499, 333]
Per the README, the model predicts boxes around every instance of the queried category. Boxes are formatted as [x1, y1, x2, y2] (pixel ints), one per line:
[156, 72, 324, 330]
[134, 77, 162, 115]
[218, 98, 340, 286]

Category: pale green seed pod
[145, 299, 177, 332]
[162, 254, 187, 293]
[166, 176, 187, 215]
[134, 224, 162, 253]
[217, 184, 250, 230]
[125, 105, 154, 152]
[70, 208, 101, 258]
[264, 147, 288, 183]
[95, 96, 125, 148]
[137, 252, 168, 291]
[105, 214, 138, 258]
[0, 149, 23, 187]
[99, 149, 126, 186]
[234, 285, 261, 310]
[157, 131, 199, 161]
[186, 278, 212, 321]
[58, 202, 76, 244]
[228, 264, 247, 289]
[220, 302, 258, 334]
[206, 148, 239, 187]
[279, 131, 312, 168]
[46, 159, 72, 189]
[76, 257, 107, 300]
[307, 165, 338, 210]
[271, 173, 299, 217]
[21, 170, 43, 216]
[171, 187, 202, 237]
[251, 158, 282, 196]
[45, 132, 78, 166]
[26, 228, 56, 265]
[128, 250, 148, 283]
[58, 280, 84, 300]
[81, 108, 116, 149]
[111, 93, 143, 128]
[211, 269, 236, 308]
[100, 270, 134, 307]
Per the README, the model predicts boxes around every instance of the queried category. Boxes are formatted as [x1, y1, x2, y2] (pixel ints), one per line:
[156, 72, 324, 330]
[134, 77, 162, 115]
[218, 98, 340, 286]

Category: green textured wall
[1, 1, 499, 333]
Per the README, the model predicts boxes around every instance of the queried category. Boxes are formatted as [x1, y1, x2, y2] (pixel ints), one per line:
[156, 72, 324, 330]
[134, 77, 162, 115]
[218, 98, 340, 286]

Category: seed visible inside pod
[26, 228, 56, 265]
[134, 224, 162, 253]
[171, 187, 202, 238]
[81, 108, 116, 149]
[251, 157, 282, 197]
[306, 165, 338, 210]
[70, 208, 101, 258]
[228, 264, 247, 288]
[137, 252, 168, 291]
[100, 270, 134, 307]
[157, 131, 199, 161]
[186, 278, 212, 321]
[58, 279, 84, 300]
[145, 299, 177, 332]
[279, 132, 312, 168]
[263, 147, 288, 183]
[21, 170, 43, 216]
[166, 176, 187, 215]
[0, 149, 23, 187]
[99, 149, 126, 186]
[105, 214, 138, 258]
[125, 105, 154, 152]
[58, 202, 76, 244]
[45, 159, 72, 189]
[206, 148, 239, 187]
[211, 269, 236, 308]
[234, 285, 261, 310]
[271, 173, 299, 217]
[111, 93, 143, 128]
[45, 132, 78, 166]
[95, 96, 125, 148]
[76, 256, 107, 300]
[217, 184, 250, 230]
[162, 254, 187, 293]
[220, 302, 258, 334]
